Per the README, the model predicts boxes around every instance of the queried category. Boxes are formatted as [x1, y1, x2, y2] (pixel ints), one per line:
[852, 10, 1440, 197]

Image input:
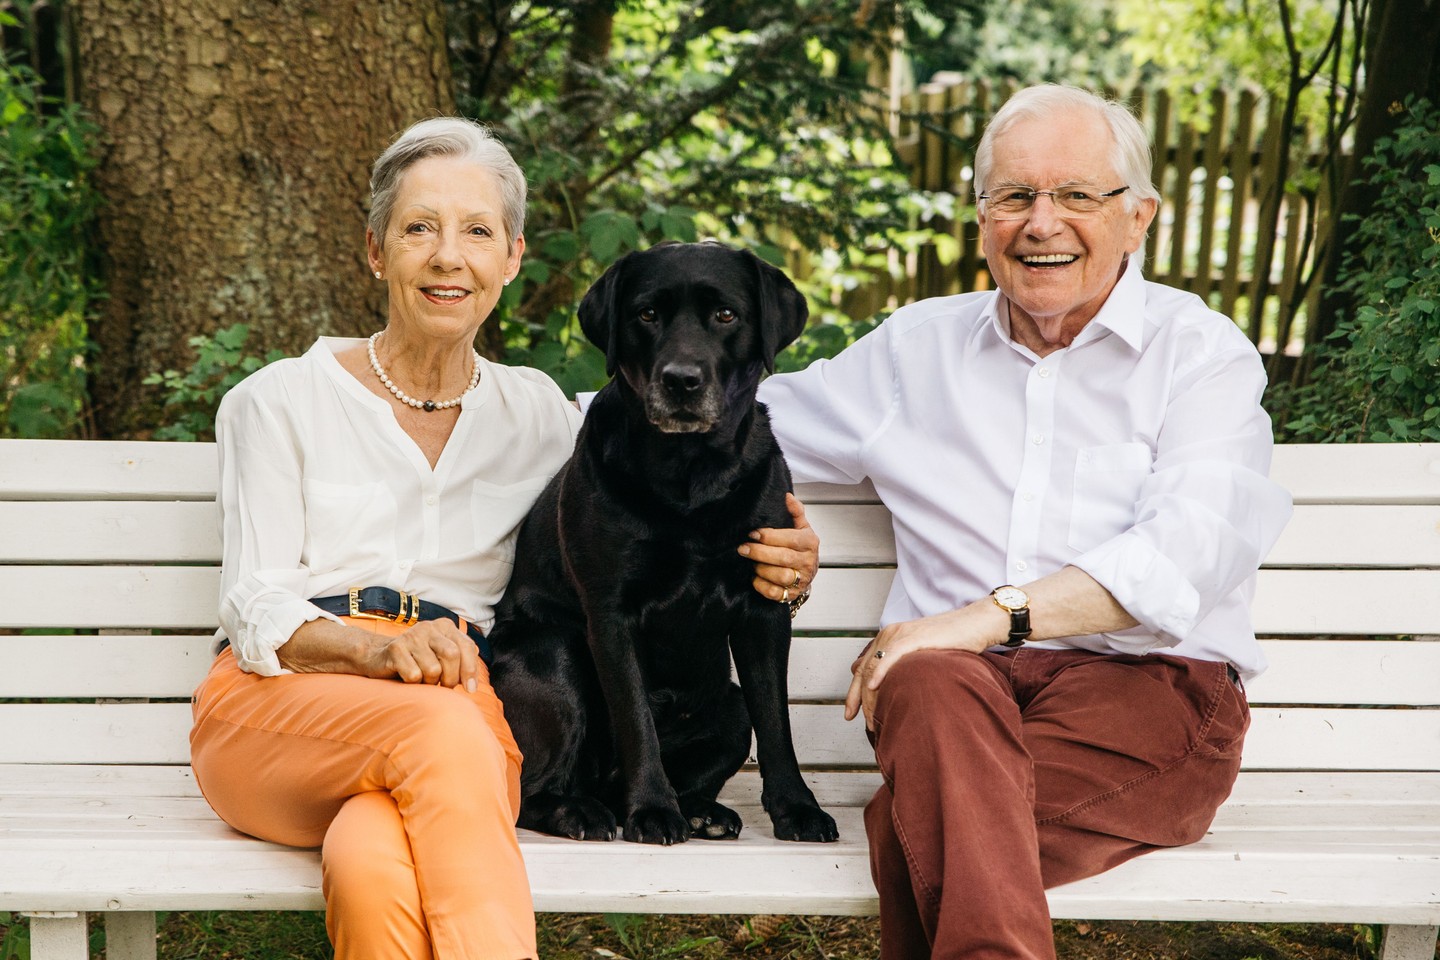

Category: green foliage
[142, 324, 285, 442]
[1272, 99, 1440, 443]
[602, 913, 719, 959]
[0, 49, 98, 437]
[1116, 0, 1358, 130]
[449, 0, 975, 391]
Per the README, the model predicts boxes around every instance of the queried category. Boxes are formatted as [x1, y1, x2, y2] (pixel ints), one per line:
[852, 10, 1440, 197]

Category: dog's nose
[661, 363, 705, 396]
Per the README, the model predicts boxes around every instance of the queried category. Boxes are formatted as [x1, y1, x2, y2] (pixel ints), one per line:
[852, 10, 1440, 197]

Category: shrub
[1274, 98, 1440, 443]
[0, 47, 99, 437]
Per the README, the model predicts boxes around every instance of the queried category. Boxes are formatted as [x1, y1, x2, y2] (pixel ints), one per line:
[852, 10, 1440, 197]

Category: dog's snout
[661, 363, 705, 396]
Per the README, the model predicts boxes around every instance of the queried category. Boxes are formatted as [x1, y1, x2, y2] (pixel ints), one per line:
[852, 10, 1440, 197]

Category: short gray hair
[973, 85, 1159, 212]
[368, 117, 527, 251]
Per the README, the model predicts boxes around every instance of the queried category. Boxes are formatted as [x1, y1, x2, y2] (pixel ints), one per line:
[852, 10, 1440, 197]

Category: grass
[3, 911, 1424, 959]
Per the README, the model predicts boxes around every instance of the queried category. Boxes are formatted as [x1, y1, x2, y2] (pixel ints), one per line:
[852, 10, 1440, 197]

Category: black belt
[311, 587, 492, 666]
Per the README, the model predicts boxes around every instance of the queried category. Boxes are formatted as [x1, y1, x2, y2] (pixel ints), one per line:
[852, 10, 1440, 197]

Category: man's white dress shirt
[757, 258, 1293, 680]
[216, 337, 582, 675]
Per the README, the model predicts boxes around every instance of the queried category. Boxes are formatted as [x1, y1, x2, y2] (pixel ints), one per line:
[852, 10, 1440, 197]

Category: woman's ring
[781, 588, 790, 603]
[873, 649, 886, 660]
[790, 569, 802, 588]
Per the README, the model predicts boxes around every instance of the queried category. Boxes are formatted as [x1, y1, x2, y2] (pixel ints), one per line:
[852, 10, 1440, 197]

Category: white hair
[973, 85, 1159, 212]
[368, 117, 527, 250]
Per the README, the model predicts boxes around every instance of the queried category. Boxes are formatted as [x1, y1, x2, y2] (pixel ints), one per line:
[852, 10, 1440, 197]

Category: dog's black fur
[488, 243, 838, 845]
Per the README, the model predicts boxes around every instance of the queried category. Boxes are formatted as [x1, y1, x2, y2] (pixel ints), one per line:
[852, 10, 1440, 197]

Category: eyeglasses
[979, 185, 1129, 220]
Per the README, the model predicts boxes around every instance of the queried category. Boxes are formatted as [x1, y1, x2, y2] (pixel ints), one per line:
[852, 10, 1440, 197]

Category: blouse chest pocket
[301, 478, 397, 574]
[1067, 442, 1153, 554]
[472, 477, 552, 571]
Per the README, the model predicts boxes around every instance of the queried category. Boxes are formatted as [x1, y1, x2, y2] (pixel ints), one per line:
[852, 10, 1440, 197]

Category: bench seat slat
[4, 807, 1438, 924]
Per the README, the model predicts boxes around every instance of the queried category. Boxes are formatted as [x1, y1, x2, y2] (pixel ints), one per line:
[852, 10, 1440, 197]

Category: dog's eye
[638, 307, 658, 323]
[714, 308, 737, 324]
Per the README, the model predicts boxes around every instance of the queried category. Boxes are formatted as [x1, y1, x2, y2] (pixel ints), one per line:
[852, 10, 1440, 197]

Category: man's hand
[738, 493, 818, 603]
[845, 604, 1005, 729]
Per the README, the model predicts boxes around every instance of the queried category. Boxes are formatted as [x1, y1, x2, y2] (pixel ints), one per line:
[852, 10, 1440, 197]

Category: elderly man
[756, 85, 1293, 959]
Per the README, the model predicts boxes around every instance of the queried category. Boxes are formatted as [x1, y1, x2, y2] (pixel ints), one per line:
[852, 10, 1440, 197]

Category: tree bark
[1308, 0, 1440, 355]
[71, 0, 455, 438]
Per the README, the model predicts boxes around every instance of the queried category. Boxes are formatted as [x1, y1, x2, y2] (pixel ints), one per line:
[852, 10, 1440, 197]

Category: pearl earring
[374, 271, 382, 280]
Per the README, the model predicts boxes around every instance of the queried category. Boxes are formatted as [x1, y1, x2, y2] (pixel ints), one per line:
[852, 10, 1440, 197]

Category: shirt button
[1015, 560, 1029, 572]
[1032, 434, 1045, 445]
[399, 559, 412, 570]
[1022, 492, 1035, 502]
[1037, 367, 1051, 378]
[425, 495, 437, 506]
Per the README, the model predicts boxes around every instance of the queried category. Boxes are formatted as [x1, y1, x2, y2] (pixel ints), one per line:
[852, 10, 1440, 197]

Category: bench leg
[25, 913, 88, 960]
[1380, 924, 1440, 960]
[105, 912, 157, 960]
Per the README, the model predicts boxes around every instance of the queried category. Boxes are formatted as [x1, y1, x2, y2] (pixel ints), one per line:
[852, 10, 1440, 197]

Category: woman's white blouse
[215, 337, 582, 675]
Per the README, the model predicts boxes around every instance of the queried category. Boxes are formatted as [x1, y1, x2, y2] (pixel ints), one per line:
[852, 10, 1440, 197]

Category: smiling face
[979, 110, 1156, 351]
[366, 154, 524, 344]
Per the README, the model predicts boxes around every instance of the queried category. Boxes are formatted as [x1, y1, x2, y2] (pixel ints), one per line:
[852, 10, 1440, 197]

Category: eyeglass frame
[978, 184, 1130, 220]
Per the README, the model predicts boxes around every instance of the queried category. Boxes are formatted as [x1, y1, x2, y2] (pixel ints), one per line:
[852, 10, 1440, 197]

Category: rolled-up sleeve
[1070, 346, 1294, 646]
[215, 383, 337, 675]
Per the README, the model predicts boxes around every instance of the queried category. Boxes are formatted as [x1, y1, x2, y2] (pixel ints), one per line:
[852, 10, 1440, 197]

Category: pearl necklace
[367, 331, 481, 412]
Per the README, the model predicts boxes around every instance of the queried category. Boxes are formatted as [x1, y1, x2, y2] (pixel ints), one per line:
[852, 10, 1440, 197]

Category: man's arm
[845, 566, 1136, 727]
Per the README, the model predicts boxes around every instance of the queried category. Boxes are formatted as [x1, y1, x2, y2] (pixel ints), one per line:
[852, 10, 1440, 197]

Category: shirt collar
[984, 255, 1148, 355]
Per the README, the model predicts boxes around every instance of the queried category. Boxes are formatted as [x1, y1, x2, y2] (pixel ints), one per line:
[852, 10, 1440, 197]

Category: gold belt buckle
[348, 587, 391, 622]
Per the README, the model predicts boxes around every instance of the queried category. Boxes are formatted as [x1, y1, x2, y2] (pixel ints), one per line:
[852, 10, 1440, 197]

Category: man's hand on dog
[739, 493, 818, 602]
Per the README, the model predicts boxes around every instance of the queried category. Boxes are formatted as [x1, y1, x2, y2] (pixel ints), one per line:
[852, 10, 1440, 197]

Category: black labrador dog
[488, 242, 838, 846]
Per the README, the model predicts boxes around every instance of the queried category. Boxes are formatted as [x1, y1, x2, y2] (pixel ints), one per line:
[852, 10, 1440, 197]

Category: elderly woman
[190, 117, 818, 960]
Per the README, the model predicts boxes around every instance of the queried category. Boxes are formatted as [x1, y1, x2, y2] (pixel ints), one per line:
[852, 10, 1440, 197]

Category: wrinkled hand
[365, 619, 481, 692]
[738, 493, 819, 603]
[845, 605, 1001, 729]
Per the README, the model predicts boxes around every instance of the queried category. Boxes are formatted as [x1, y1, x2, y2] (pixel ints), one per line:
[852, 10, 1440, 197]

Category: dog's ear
[578, 254, 631, 376]
[749, 251, 809, 373]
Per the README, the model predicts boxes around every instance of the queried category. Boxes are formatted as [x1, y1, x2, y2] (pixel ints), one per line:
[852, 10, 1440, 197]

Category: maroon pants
[864, 647, 1248, 960]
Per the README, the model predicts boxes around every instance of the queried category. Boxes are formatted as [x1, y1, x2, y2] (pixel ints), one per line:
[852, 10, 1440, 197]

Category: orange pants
[190, 618, 535, 960]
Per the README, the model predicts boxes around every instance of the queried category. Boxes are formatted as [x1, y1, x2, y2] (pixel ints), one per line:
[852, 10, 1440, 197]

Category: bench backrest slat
[2, 440, 1437, 775]
[5, 700, 1433, 771]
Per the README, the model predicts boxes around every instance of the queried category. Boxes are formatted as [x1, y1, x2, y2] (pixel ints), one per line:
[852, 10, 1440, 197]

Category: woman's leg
[322, 790, 430, 960]
[191, 638, 535, 960]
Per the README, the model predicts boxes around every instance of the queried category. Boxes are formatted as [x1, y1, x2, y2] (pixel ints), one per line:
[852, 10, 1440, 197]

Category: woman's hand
[280, 617, 481, 692]
[738, 493, 819, 603]
[364, 620, 482, 692]
[844, 603, 1005, 729]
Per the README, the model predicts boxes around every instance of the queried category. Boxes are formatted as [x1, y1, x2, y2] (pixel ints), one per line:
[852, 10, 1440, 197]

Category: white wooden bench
[1, 438, 1438, 960]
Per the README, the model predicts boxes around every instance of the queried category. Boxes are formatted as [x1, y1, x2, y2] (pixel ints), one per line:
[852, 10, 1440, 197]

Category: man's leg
[868, 649, 1057, 960]
[1006, 649, 1249, 888]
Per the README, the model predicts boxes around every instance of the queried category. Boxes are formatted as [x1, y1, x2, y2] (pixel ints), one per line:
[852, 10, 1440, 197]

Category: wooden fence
[833, 74, 1341, 356]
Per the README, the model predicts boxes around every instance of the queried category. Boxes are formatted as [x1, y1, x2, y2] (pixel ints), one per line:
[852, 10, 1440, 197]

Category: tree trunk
[71, 0, 455, 438]
[1308, 0, 1440, 357]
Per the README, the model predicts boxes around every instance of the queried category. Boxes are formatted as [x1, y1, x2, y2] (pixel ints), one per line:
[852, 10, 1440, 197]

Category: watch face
[993, 586, 1028, 610]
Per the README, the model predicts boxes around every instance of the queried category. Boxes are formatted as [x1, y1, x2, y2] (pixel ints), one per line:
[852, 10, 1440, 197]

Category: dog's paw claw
[623, 805, 691, 845]
[772, 805, 839, 843]
[681, 799, 742, 840]
[521, 795, 617, 842]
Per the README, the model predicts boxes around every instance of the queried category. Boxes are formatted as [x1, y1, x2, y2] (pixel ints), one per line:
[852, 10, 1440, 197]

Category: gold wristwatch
[990, 585, 1032, 647]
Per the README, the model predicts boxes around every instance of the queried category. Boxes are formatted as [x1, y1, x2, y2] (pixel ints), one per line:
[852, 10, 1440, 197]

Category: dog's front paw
[770, 802, 839, 843]
[623, 804, 691, 845]
[520, 794, 617, 841]
[680, 797, 743, 840]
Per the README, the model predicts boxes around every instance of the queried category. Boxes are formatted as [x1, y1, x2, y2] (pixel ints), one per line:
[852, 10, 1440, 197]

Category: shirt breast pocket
[301, 478, 396, 574]
[1067, 442, 1153, 553]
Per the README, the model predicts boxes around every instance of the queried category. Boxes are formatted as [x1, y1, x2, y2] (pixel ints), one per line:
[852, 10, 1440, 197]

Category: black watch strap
[1001, 606, 1031, 647]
